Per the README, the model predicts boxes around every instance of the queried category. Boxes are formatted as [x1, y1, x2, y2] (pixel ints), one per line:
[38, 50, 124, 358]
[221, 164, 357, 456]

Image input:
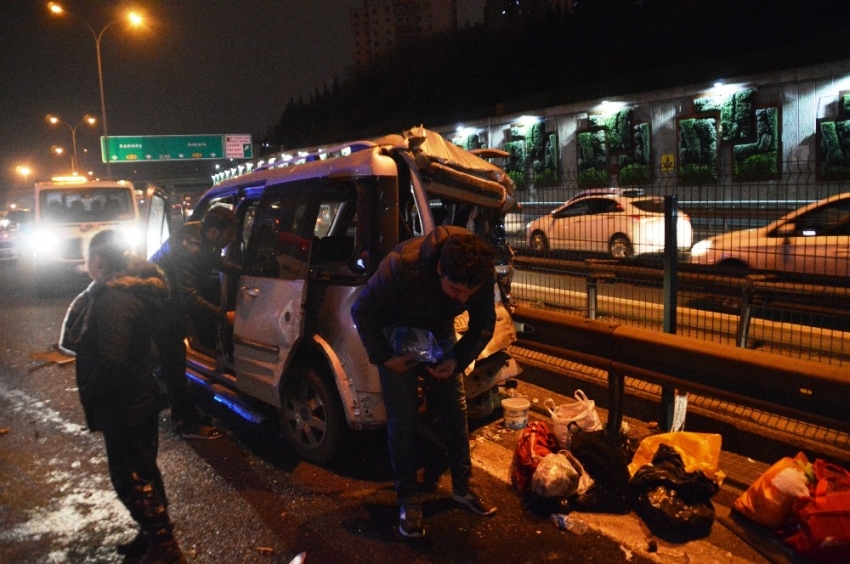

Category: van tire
[279, 362, 348, 464]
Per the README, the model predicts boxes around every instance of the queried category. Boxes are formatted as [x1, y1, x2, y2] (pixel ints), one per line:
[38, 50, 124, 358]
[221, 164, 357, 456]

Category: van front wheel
[279, 363, 347, 464]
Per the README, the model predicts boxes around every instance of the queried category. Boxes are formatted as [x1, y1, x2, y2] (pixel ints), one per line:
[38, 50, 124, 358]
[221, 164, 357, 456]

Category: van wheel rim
[283, 383, 327, 448]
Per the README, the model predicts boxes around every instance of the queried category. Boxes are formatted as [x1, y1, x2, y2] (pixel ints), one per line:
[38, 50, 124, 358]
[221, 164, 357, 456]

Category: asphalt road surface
[0, 259, 803, 563]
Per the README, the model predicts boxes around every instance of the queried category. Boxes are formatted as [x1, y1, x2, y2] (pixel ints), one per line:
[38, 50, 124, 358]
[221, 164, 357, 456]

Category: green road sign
[101, 134, 252, 162]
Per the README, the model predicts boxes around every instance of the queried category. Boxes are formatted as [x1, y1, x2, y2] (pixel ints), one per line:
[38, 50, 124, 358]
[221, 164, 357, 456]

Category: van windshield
[39, 188, 135, 223]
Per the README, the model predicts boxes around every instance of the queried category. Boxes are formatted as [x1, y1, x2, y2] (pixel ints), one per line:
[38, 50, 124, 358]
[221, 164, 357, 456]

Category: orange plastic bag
[628, 432, 725, 483]
[733, 452, 813, 530]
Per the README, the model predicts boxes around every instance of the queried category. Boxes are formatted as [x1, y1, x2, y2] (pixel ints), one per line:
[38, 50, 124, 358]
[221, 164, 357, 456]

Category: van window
[39, 188, 134, 223]
[312, 185, 357, 264]
[244, 191, 313, 280]
[145, 193, 170, 260]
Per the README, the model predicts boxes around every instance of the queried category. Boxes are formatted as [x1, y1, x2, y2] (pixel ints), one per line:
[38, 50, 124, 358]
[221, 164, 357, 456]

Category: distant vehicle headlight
[120, 226, 143, 252]
[30, 228, 60, 252]
[690, 239, 713, 257]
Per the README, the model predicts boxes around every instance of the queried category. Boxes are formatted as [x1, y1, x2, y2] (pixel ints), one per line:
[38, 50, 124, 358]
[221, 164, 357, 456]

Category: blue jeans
[379, 364, 472, 501]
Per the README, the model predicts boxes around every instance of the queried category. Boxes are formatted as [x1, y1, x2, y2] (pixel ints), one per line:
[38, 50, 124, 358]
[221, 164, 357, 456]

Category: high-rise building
[484, 0, 574, 33]
[351, 0, 458, 70]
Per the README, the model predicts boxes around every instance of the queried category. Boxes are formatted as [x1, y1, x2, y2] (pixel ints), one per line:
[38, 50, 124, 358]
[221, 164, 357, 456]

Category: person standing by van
[151, 206, 240, 440]
[350, 226, 498, 538]
[60, 230, 186, 563]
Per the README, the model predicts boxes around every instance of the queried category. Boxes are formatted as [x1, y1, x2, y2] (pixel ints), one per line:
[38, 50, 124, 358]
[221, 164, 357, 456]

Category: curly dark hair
[438, 233, 495, 288]
[202, 205, 238, 232]
[86, 229, 131, 275]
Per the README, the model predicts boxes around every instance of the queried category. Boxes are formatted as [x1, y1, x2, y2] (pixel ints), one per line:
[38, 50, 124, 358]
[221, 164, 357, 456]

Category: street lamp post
[46, 114, 97, 174]
[47, 3, 143, 178]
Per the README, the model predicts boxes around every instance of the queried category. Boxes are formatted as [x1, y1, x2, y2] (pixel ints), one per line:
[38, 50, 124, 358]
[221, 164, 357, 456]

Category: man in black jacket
[151, 206, 240, 440]
[61, 229, 186, 563]
[350, 226, 498, 538]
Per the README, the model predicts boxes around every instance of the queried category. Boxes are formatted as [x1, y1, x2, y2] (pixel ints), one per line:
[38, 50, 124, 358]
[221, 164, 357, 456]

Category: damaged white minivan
[185, 126, 521, 462]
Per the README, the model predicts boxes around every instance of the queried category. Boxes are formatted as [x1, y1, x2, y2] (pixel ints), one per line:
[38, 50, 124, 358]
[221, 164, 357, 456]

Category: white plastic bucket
[502, 397, 531, 430]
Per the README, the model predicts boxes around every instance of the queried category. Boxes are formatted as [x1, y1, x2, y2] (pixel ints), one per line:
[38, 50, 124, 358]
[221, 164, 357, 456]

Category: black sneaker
[175, 423, 223, 440]
[399, 495, 425, 538]
[452, 487, 497, 516]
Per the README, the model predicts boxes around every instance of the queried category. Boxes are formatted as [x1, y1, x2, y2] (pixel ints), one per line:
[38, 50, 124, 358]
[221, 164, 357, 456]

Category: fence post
[587, 274, 599, 320]
[660, 195, 687, 431]
[737, 279, 754, 348]
[585, 259, 617, 320]
[607, 369, 625, 436]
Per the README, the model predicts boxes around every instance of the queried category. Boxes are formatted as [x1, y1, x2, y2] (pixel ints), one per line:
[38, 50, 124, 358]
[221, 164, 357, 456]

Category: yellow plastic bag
[628, 432, 725, 484]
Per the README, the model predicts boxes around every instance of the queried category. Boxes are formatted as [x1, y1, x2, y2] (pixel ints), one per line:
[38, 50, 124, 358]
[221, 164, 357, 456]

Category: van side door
[138, 183, 171, 259]
[232, 183, 316, 406]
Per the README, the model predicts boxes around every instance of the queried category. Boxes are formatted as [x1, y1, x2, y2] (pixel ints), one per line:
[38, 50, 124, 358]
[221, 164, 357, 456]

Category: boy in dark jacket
[61, 229, 186, 564]
[350, 226, 498, 538]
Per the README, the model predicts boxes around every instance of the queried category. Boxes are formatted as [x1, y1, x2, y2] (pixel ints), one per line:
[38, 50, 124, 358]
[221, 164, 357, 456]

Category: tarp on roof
[377, 126, 517, 211]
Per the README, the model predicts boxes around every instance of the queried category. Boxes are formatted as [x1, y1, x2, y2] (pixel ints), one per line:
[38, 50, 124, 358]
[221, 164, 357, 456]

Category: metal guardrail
[513, 255, 850, 351]
[511, 305, 850, 437]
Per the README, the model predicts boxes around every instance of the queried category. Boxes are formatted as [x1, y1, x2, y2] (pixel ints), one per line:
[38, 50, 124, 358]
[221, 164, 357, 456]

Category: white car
[0, 209, 32, 262]
[690, 192, 850, 277]
[525, 188, 693, 258]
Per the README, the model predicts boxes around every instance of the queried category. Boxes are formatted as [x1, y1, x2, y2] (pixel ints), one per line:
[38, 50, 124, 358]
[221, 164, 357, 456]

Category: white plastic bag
[545, 390, 603, 449]
[532, 451, 580, 498]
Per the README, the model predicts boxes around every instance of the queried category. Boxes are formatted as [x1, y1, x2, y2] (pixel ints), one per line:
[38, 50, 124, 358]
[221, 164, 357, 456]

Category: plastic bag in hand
[384, 326, 449, 364]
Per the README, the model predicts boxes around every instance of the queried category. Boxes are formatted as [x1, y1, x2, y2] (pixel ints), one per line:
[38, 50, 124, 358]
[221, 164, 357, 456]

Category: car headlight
[690, 239, 713, 257]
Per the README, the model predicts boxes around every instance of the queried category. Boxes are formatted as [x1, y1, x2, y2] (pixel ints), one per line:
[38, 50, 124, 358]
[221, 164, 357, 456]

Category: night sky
[1, 1, 484, 190]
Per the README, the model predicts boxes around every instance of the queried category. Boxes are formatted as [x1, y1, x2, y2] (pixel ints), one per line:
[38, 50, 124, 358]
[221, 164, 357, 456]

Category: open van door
[138, 183, 172, 260]
[231, 185, 313, 407]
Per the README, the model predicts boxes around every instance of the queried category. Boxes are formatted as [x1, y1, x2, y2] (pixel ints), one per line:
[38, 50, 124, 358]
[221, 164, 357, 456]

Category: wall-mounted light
[594, 100, 628, 115]
[514, 115, 540, 128]
[707, 80, 750, 97]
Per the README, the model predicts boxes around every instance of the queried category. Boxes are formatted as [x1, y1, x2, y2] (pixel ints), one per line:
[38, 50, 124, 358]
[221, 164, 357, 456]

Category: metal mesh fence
[506, 163, 850, 365]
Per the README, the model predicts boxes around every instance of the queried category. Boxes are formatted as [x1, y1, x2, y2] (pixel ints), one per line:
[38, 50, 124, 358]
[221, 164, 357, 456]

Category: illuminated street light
[46, 114, 97, 173]
[47, 2, 144, 177]
[15, 165, 33, 180]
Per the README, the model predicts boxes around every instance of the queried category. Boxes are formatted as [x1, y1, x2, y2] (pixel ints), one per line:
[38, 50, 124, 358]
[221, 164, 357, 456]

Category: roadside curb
[468, 379, 806, 564]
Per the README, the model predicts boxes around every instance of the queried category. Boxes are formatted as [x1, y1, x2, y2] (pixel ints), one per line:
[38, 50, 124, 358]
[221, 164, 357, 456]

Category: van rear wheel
[279, 362, 347, 464]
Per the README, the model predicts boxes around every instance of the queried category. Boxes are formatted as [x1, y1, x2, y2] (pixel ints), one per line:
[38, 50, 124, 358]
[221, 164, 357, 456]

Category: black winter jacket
[64, 258, 167, 431]
[350, 226, 496, 371]
[150, 221, 237, 320]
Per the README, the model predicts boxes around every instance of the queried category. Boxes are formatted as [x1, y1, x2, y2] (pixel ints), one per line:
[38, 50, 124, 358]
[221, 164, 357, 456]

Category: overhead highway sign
[101, 134, 253, 162]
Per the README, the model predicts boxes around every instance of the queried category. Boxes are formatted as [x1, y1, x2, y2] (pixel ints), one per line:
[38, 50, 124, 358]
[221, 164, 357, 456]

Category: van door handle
[240, 286, 260, 297]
